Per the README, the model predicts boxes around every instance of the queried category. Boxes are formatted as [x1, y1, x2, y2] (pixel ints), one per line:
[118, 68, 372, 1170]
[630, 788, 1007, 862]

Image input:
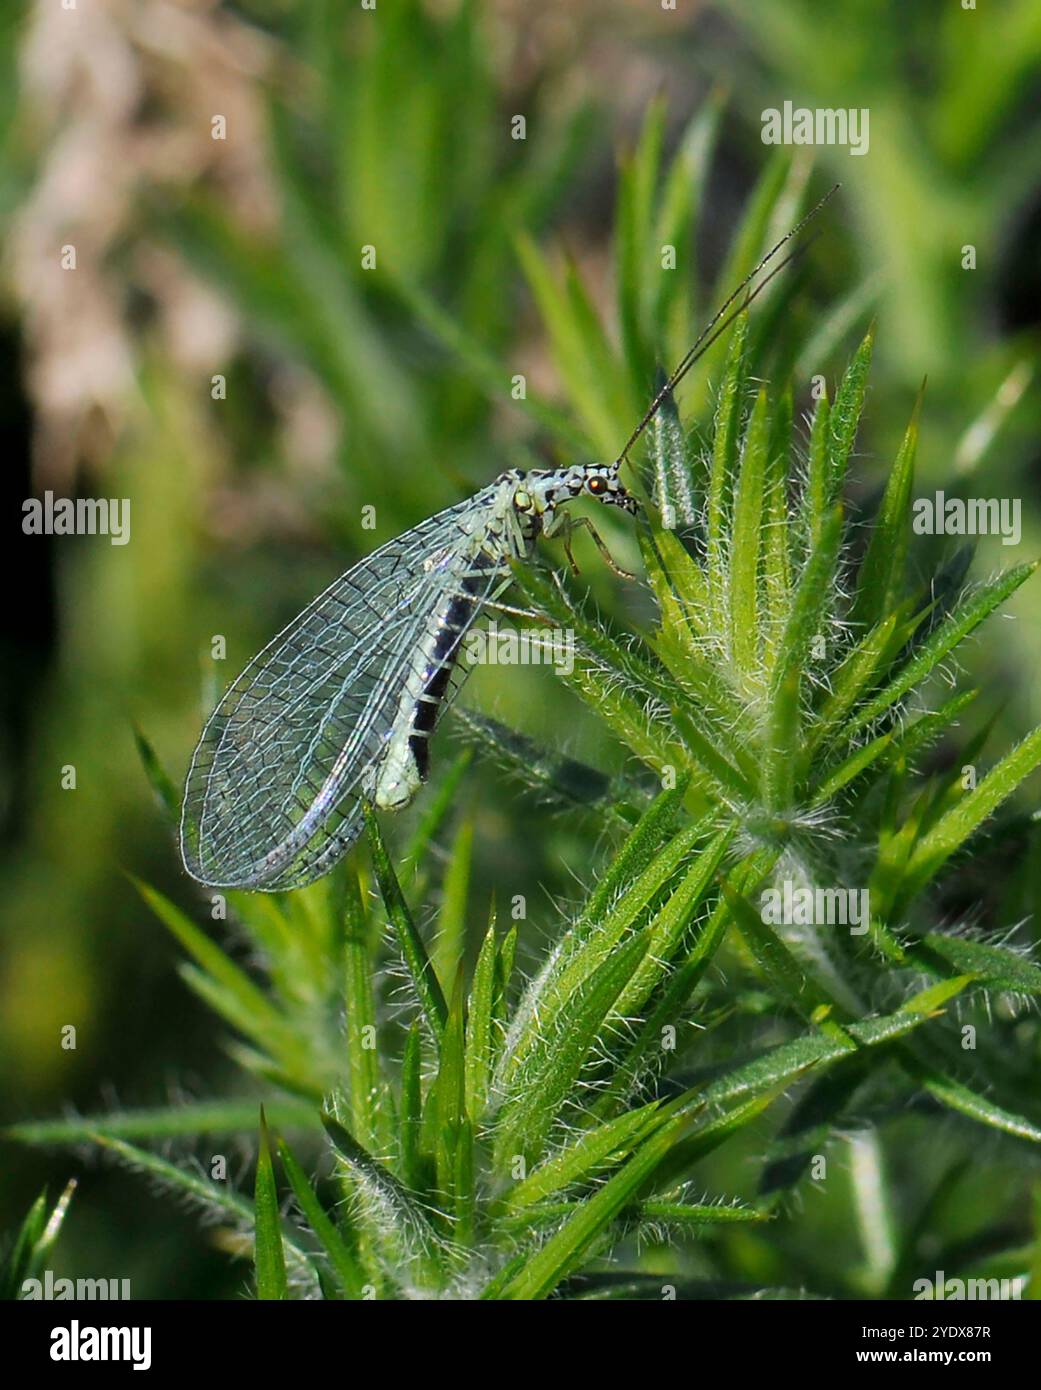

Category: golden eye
[588, 476, 607, 494]
[514, 490, 533, 511]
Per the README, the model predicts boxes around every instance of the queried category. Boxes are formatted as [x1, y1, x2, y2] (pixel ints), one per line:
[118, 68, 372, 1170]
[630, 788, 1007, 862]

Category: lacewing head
[516, 462, 638, 518]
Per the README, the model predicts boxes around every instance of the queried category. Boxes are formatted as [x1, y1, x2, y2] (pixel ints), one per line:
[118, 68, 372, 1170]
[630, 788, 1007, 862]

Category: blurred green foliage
[2, 0, 1040, 1298]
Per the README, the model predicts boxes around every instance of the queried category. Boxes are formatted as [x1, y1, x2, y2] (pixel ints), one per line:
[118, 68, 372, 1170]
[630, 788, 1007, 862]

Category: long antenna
[615, 182, 840, 466]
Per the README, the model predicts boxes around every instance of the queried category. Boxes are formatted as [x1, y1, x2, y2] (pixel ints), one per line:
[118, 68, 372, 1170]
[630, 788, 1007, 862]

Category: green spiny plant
[0, 1184, 76, 1301]
[8, 122, 1041, 1300]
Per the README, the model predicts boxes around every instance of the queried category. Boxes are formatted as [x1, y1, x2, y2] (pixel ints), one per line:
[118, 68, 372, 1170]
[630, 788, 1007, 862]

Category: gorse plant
[8, 117, 1041, 1301]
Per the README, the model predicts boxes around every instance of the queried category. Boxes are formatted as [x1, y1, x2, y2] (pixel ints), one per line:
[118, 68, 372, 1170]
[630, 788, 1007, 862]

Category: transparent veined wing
[180, 489, 508, 890]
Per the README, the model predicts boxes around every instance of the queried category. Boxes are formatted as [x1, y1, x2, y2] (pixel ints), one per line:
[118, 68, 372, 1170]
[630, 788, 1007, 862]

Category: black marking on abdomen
[407, 568, 486, 780]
